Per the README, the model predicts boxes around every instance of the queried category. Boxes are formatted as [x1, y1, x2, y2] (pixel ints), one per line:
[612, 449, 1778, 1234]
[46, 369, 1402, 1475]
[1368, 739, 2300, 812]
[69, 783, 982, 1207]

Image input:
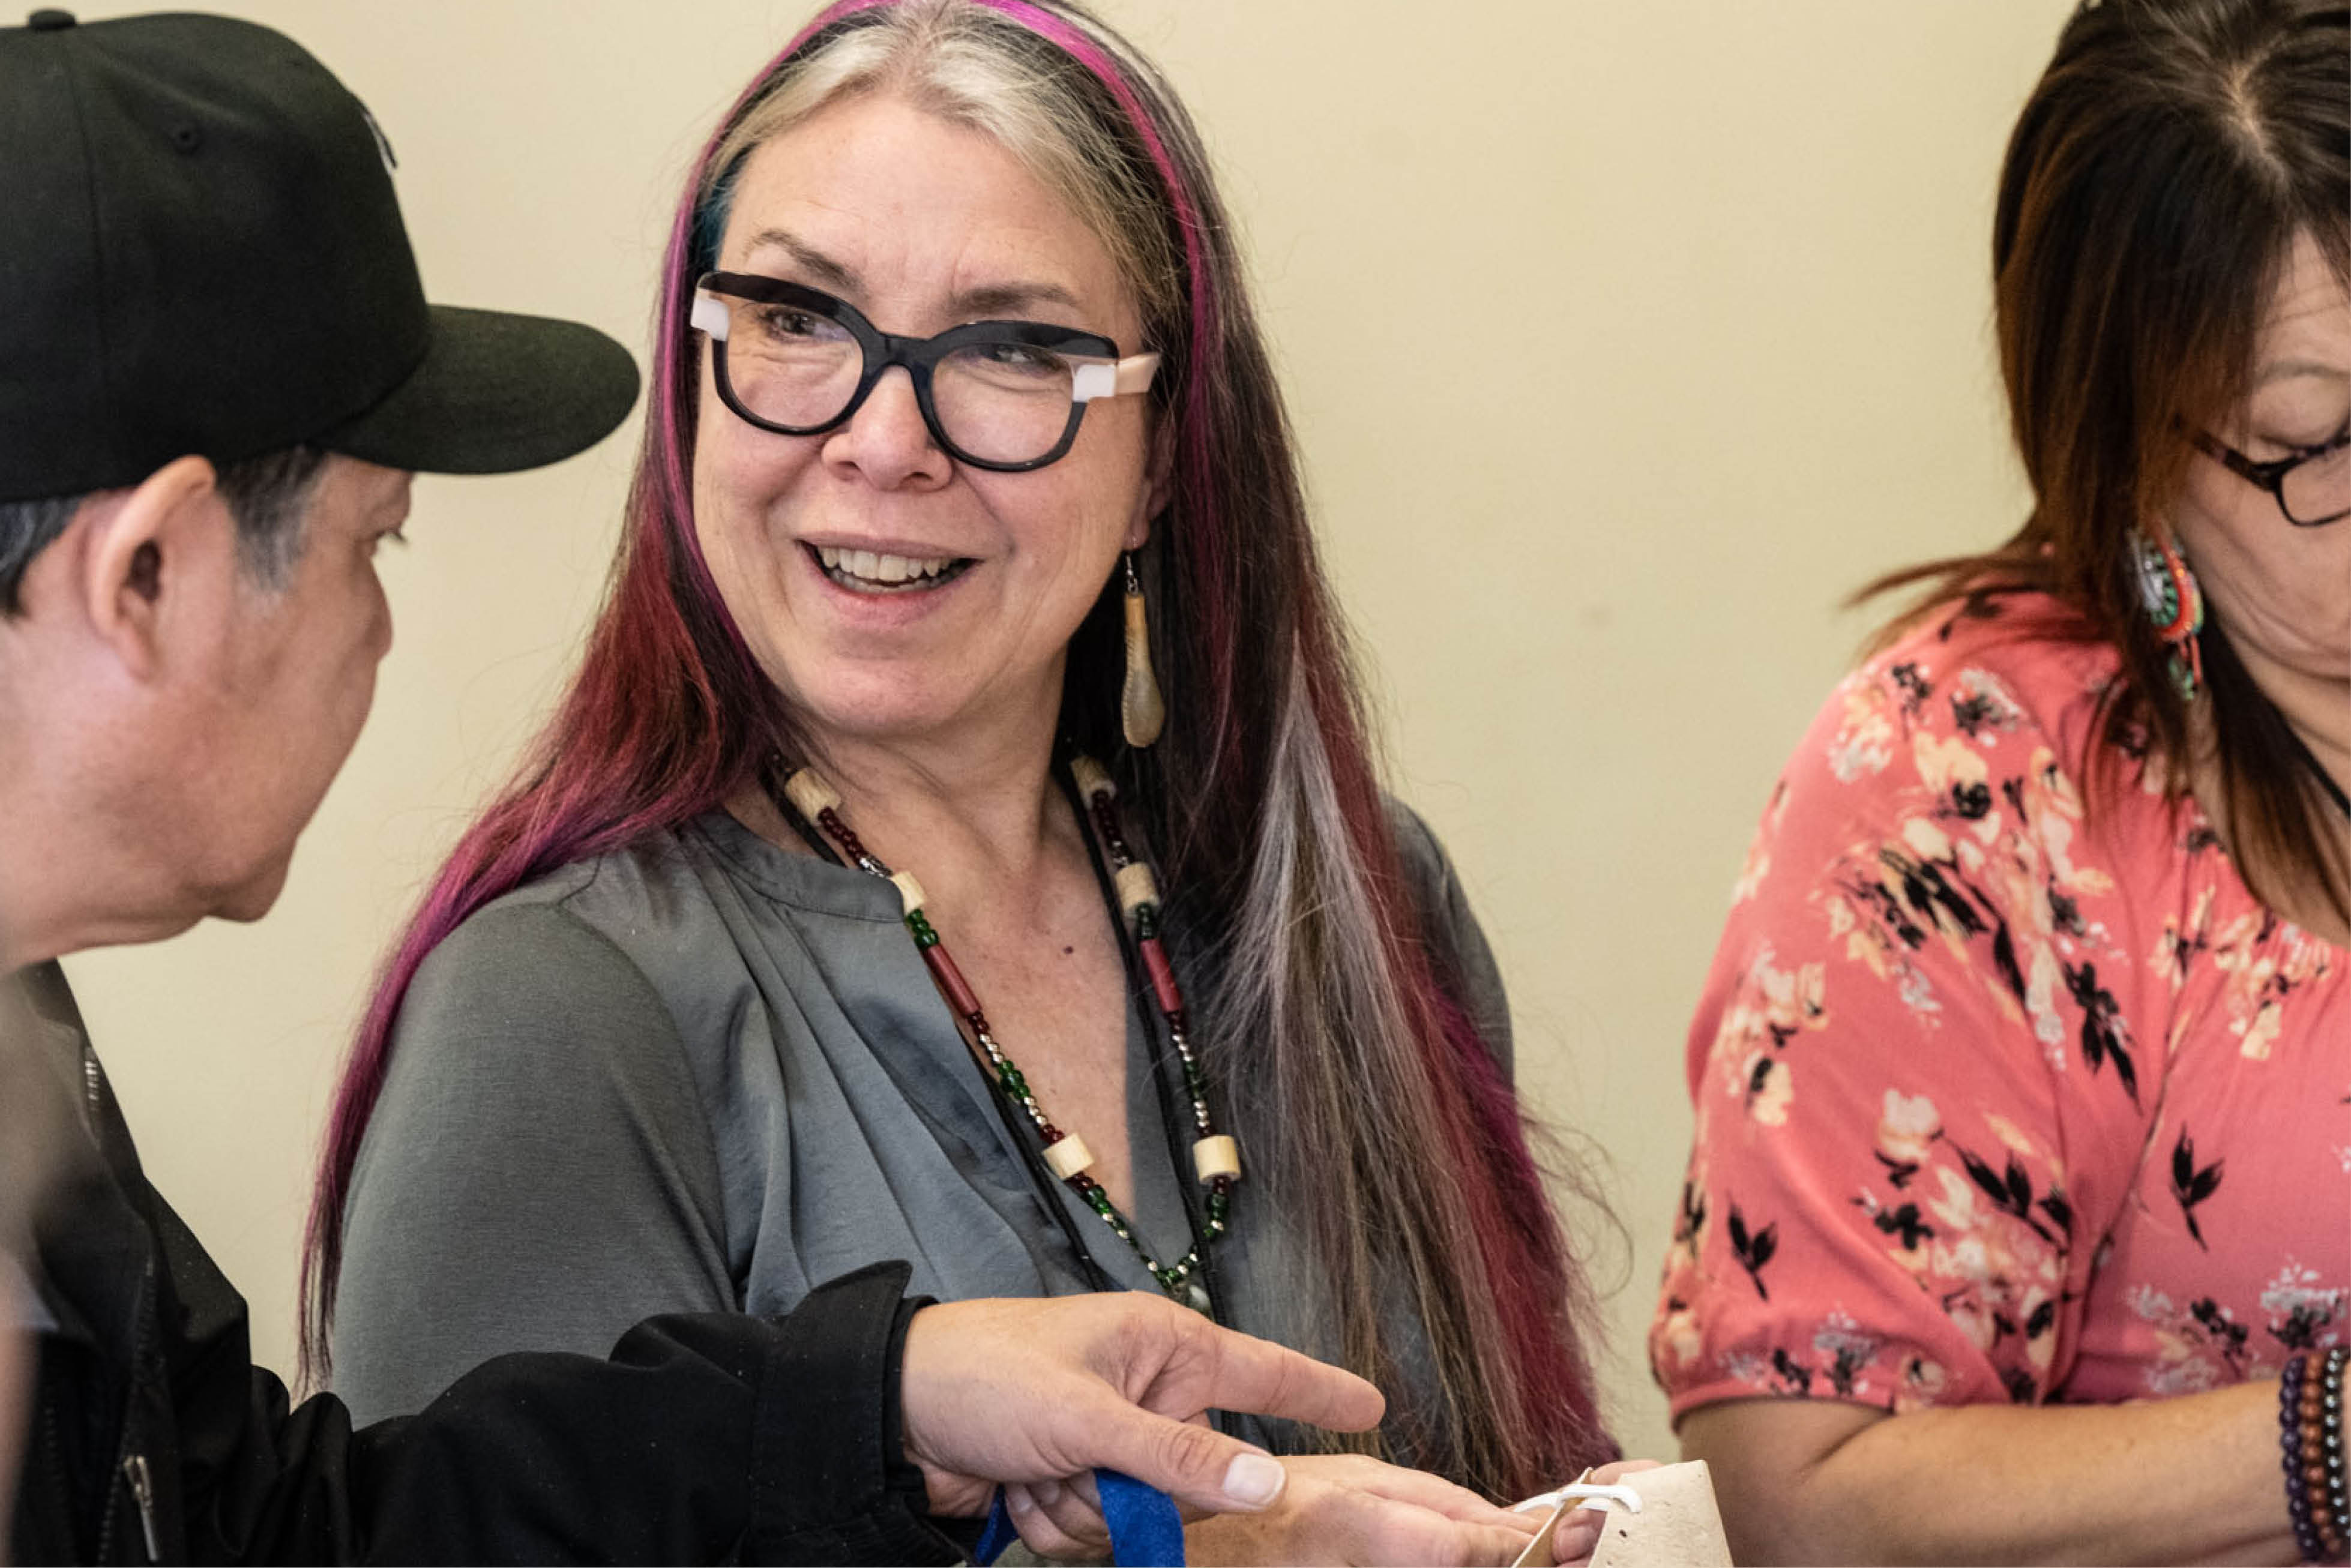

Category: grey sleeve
[330, 899, 736, 1425]
[1386, 802, 1515, 1079]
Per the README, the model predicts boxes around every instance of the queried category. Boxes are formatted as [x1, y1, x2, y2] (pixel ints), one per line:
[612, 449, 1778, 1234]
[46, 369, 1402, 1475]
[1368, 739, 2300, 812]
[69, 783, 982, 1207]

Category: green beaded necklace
[778, 755, 1239, 1308]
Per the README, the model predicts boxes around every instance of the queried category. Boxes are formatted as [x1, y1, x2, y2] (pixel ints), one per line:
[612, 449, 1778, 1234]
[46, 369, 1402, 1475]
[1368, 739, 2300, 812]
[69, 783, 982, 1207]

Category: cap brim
[316, 304, 640, 475]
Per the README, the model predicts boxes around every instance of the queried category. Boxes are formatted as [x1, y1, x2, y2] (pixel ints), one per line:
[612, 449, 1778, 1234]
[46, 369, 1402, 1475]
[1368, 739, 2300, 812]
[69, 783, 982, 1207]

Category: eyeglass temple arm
[691, 293, 732, 341]
[1071, 352, 1161, 404]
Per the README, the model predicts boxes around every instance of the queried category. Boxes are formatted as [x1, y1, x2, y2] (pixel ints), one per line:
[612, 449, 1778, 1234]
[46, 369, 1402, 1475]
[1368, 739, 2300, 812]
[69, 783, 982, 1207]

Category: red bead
[1139, 936, 1182, 1015]
[923, 944, 984, 1021]
[816, 808, 867, 861]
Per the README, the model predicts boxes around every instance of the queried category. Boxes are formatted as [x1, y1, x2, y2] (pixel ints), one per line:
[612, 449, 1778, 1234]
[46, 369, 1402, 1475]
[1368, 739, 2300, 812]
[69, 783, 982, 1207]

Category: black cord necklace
[769, 754, 1238, 1310]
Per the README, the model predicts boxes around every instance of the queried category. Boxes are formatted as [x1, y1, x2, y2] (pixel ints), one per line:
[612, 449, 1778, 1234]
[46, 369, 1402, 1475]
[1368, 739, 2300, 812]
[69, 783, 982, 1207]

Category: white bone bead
[1192, 1135, 1241, 1185]
[783, 769, 841, 822]
[1044, 1134, 1096, 1181]
[890, 871, 927, 916]
[1114, 862, 1160, 917]
[1070, 755, 1115, 802]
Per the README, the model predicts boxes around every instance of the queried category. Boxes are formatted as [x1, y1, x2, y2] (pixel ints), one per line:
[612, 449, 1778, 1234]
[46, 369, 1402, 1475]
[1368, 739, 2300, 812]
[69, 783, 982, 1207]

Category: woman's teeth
[813, 545, 965, 592]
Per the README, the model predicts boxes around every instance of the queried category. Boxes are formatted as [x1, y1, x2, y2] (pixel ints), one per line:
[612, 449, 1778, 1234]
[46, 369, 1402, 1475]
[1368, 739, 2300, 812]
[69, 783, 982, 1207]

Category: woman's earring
[1121, 551, 1166, 748]
[2134, 530, 2205, 701]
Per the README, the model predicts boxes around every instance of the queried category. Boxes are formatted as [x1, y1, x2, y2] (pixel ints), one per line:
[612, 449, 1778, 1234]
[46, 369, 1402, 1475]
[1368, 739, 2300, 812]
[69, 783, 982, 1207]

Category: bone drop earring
[1121, 551, 1166, 748]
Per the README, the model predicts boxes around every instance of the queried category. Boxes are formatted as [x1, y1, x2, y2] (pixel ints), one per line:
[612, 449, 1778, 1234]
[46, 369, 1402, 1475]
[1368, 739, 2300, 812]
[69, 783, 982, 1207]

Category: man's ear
[80, 455, 222, 680]
[1127, 418, 1177, 551]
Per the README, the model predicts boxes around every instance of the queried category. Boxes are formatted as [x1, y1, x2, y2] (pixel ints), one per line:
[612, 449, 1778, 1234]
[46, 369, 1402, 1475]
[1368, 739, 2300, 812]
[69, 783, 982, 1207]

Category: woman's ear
[1128, 418, 1176, 551]
[79, 455, 222, 681]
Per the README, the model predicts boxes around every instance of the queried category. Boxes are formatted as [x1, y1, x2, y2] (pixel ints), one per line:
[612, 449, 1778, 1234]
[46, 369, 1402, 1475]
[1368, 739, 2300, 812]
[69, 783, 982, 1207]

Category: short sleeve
[1650, 639, 2151, 1420]
[333, 897, 737, 1425]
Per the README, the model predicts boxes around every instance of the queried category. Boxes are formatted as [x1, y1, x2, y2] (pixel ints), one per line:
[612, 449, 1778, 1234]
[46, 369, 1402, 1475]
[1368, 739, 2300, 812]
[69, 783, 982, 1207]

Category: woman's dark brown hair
[1864, 0, 2351, 924]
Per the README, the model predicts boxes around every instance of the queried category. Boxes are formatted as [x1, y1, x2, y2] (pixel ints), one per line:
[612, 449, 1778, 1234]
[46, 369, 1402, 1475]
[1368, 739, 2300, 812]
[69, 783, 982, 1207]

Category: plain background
[63, 0, 2073, 1468]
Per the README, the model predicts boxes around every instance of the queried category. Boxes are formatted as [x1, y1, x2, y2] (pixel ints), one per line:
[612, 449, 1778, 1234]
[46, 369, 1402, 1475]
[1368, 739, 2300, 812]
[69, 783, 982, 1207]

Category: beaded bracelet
[2284, 1348, 2350, 1563]
[2320, 1350, 2348, 1561]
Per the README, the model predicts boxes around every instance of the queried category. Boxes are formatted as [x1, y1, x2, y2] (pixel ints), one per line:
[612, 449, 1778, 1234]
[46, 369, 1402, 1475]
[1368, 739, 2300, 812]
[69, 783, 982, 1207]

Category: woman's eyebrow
[736, 227, 1088, 320]
[952, 280, 1085, 317]
[739, 227, 859, 295]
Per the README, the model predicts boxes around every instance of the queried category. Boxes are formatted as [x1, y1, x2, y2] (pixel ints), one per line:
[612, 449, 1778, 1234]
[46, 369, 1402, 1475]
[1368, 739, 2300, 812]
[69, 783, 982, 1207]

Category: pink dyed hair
[306, 0, 1612, 1492]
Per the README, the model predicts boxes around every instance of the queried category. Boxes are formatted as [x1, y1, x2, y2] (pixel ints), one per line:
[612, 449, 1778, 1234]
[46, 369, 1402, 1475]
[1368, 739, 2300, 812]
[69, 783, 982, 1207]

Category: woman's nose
[824, 366, 952, 490]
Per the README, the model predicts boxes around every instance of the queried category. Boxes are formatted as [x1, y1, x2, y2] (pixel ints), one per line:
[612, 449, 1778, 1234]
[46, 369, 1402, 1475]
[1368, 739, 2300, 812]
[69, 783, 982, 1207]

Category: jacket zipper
[85, 1034, 161, 1566]
[81, 1047, 104, 1130]
[122, 1453, 160, 1563]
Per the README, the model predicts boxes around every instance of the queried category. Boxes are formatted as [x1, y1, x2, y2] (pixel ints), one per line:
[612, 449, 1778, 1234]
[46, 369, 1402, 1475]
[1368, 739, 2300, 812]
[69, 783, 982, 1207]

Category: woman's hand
[1006, 1453, 1543, 1566]
[1544, 1460, 1664, 1567]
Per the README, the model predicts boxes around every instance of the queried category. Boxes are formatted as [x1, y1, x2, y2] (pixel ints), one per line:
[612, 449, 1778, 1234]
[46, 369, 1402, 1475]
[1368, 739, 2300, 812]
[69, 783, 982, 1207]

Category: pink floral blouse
[1651, 594, 2349, 1420]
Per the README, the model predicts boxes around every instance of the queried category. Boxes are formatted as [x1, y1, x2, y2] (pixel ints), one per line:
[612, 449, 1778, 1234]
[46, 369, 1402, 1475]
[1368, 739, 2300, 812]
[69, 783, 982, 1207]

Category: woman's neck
[2218, 622, 2351, 802]
[733, 689, 1086, 925]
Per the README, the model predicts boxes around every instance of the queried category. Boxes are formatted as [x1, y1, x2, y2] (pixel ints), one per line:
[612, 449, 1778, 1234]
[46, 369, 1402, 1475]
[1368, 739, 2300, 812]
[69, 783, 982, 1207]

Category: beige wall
[63, 0, 2069, 1467]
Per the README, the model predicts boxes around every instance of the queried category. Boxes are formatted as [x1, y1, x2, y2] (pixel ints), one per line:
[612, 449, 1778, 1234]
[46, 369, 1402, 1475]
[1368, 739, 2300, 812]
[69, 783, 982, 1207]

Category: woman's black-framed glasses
[690, 271, 1161, 472]
[2193, 428, 2351, 527]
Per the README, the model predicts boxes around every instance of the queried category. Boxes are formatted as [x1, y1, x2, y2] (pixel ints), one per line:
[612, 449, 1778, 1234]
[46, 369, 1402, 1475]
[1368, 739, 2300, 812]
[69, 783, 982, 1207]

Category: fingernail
[1221, 1452, 1285, 1507]
[1034, 1478, 1062, 1506]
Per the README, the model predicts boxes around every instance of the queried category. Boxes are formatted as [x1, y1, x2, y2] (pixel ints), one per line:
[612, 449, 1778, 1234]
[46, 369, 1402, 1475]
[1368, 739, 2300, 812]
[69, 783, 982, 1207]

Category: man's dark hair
[0, 446, 330, 615]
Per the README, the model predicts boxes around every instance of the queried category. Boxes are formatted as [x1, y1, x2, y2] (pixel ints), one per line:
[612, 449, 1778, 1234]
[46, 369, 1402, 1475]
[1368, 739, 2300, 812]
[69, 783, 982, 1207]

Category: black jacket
[4, 961, 968, 1564]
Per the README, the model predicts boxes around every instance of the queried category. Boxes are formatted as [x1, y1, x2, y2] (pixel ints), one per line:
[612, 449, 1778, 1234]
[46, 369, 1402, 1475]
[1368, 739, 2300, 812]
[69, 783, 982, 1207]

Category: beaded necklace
[777, 755, 1239, 1308]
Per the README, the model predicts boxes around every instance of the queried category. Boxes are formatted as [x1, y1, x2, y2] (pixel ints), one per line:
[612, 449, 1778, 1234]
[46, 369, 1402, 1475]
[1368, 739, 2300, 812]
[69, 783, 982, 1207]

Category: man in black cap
[0, 11, 1374, 1563]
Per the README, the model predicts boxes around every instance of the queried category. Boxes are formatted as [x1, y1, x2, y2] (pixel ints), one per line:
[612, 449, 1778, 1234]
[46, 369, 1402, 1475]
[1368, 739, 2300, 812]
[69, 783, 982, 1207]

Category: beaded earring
[2133, 530, 2205, 702]
[1120, 550, 1166, 747]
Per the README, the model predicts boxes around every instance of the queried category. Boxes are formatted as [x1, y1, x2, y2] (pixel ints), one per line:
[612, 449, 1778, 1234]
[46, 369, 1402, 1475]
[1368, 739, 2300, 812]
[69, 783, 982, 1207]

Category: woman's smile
[807, 542, 974, 593]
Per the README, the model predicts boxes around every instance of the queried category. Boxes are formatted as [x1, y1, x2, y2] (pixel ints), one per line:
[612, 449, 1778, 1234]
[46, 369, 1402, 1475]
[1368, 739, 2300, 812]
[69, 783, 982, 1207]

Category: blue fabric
[971, 1471, 1186, 1567]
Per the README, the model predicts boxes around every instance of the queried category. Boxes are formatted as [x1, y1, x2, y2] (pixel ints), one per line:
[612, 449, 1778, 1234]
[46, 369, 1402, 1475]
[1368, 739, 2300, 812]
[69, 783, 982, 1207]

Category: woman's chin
[784, 680, 997, 752]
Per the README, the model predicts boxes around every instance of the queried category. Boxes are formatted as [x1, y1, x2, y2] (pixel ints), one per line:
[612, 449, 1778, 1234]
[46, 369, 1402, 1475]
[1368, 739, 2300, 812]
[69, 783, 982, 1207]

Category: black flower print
[1673, 1182, 1707, 1250]
[1861, 1197, 1934, 1251]
[2170, 1130, 2224, 1250]
[1890, 662, 1932, 717]
[2263, 1264, 2346, 1351]
[1951, 689, 2003, 737]
[2190, 1297, 2250, 1374]
[1955, 1143, 2061, 1247]
[1728, 1204, 1778, 1301]
[2065, 961, 2138, 1105]
[1873, 1149, 1922, 1188]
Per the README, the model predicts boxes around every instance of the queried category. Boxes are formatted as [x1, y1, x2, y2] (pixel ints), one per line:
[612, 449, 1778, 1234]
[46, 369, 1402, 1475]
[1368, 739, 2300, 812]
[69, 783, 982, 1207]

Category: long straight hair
[306, 0, 1612, 1494]
[1860, 0, 2351, 926]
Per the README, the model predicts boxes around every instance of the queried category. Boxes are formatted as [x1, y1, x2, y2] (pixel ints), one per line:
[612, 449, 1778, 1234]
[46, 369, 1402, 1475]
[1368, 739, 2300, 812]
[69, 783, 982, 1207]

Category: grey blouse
[332, 804, 1514, 1443]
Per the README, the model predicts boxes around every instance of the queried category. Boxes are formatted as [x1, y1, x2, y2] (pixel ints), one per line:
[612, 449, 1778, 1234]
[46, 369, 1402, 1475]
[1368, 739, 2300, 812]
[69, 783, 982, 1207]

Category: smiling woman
[304, 2, 1629, 1561]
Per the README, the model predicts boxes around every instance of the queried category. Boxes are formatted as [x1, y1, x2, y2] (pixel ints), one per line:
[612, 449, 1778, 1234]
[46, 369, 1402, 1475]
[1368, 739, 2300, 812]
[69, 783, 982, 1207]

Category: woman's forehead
[719, 92, 1134, 330]
[2256, 232, 2351, 371]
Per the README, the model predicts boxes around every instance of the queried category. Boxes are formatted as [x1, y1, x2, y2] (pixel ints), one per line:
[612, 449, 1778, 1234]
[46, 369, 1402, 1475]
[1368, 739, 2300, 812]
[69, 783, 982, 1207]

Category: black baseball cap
[0, 9, 641, 504]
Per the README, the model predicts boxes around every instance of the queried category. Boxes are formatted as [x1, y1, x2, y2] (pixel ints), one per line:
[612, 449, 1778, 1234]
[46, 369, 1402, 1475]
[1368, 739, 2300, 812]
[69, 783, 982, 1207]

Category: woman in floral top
[1652, 2, 2350, 1562]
